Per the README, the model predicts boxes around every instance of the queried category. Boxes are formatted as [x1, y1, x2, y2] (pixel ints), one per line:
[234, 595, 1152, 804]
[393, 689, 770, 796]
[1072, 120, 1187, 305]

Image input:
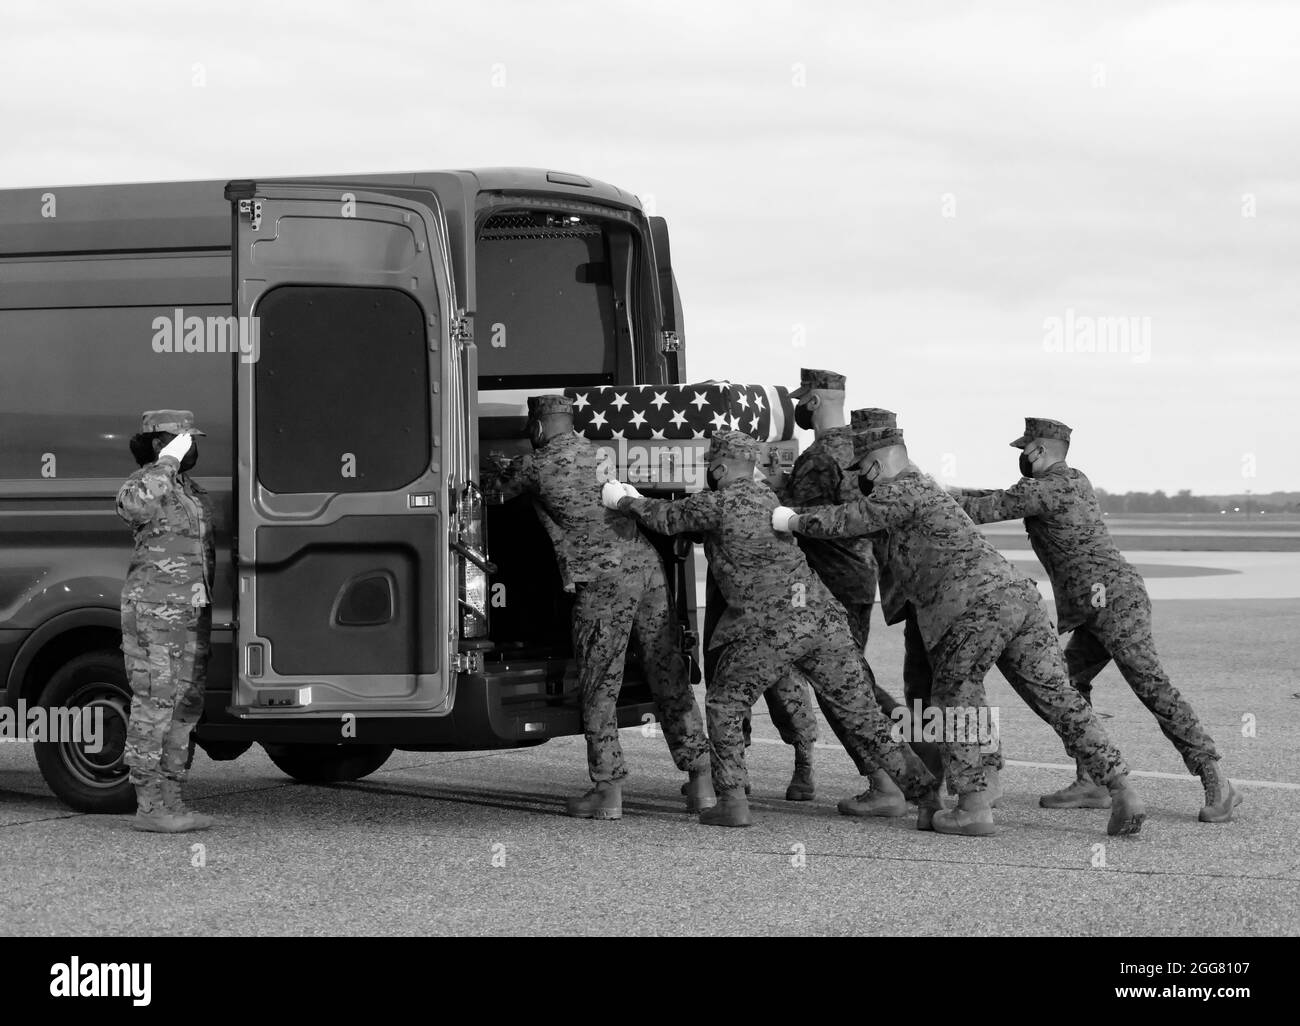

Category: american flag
[564, 382, 795, 442]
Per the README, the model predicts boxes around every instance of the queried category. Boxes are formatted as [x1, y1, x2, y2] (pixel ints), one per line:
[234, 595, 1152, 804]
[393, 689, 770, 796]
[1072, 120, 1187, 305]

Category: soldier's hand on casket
[601, 480, 629, 509]
[158, 431, 193, 464]
[771, 506, 800, 532]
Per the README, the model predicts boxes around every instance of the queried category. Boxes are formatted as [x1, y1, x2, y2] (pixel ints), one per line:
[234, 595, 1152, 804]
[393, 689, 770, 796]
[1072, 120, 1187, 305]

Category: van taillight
[459, 558, 489, 638]
[457, 483, 490, 639]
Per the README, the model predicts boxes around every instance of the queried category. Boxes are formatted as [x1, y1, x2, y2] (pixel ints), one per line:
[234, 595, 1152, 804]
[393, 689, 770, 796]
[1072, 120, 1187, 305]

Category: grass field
[982, 514, 1300, 552]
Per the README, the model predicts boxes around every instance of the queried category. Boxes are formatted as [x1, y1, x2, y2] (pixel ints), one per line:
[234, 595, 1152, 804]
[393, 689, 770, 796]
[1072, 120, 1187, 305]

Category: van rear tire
[261, 742, 394, 783]
[33, 650, 135, 814]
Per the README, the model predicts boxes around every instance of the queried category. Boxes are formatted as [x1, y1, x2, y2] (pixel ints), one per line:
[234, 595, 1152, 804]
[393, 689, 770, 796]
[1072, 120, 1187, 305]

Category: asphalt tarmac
[1, 597, 1296, 936]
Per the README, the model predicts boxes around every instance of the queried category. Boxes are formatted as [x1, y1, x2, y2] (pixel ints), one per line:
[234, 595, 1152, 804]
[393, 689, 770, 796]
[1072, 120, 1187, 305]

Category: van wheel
[33, 650, 134, 814]
[261, 742, 394, 783]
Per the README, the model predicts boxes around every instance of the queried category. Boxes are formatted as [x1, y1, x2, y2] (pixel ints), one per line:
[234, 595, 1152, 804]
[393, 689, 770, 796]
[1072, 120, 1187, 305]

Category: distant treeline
[1094, 489, 1300, 514]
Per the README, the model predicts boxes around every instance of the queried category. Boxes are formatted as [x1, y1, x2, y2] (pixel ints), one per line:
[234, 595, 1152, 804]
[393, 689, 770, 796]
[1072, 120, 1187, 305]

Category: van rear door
[225, 182, 457, 718]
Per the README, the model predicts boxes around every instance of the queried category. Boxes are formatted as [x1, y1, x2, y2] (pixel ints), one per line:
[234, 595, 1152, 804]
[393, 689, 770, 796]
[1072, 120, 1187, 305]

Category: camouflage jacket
[487, 432, 653, 584]
[784, 426, 878, 607]
[531, 499, 576, 593]
[117, 455, 215, 609]
[795, 467, 1031, 652]
[624, 478, 832, 650]
[958, 462, 1142, 633]
[873, 534, 909, 626]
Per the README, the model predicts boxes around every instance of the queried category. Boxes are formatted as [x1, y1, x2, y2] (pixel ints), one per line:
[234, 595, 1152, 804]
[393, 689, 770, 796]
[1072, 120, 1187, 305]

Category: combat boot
[1197, 761, 1243, 823]
[785, 761, 815, 801]
[916, 789, 944, 831]
[699, 787, 751, 828]
[1105, 775, 1146, 836]
[132, 779, 210, 834]
[159, 778, 215, 831]
[837, 769, 907, 818]
[1040, 758, 1111, 809]
[684, 763, 717, 813]
[932, 791, 996, 837]
[566, 781, 622, 820]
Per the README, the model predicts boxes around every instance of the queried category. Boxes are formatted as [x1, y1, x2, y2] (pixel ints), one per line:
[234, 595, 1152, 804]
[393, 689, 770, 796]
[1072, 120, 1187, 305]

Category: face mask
[857, 461, 881, 498]
[1019, 444, 1043, 478]
[180, 445, 198, 473]
[794, 403, 815, 431]
[706, 465, 725, 491]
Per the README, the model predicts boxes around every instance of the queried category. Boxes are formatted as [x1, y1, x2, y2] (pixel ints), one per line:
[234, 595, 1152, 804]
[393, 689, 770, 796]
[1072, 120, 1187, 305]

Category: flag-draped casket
[562, 382, 799, 492]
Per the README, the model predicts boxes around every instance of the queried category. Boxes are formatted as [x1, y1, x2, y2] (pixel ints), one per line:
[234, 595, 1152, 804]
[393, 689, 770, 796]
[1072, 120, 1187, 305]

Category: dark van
[0, 169, 697, 811]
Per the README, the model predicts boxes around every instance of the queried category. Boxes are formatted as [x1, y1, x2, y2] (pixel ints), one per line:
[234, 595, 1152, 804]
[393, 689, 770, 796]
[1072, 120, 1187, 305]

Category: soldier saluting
[954, 417, 1241, 822]
[118, 410, 215, 833]
[774, 420, 1148, 837]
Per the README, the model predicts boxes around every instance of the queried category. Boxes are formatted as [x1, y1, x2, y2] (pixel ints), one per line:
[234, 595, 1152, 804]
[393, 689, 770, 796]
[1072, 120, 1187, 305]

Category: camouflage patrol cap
[850, 408, 897, 432]
[140, 410, 206, 436]
[790, 368, 847, 399]
[1010, 417, 1072, 449]
[706, 430, 760, 464]
[850, 428, 905, 467]
[527, 394, 575, 418]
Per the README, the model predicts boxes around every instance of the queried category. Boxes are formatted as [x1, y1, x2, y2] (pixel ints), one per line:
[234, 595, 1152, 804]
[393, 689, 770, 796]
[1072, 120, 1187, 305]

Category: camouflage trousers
[746, 598, 903, 774]
[573, 561, 707, 783]
[122, 601, 210, 786]
[1066, 585, 1218, 774]
[707, 605, 936, 798]
[930, 579, 1127, 796]
[810, 597, 906, 775]
[904, 609, 1004, 776]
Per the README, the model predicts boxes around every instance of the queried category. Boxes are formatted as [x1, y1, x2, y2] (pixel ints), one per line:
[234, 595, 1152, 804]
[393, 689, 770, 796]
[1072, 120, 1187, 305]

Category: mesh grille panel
[480, 211, 602, 240]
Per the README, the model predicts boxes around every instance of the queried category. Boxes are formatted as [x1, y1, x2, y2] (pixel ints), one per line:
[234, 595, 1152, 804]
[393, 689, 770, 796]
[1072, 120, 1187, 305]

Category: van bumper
[197, 661, 661, 750]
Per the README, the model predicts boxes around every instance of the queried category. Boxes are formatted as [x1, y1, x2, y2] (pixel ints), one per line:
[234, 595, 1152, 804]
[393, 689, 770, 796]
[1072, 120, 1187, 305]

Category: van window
[254, 285, 431, 495]
[475, 212, 620, 388]
[0, 305, 232, 480]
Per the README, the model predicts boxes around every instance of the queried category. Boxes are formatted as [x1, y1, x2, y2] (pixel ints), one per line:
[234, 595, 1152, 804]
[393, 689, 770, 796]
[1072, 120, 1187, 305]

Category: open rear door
[225, 182, 458, 718]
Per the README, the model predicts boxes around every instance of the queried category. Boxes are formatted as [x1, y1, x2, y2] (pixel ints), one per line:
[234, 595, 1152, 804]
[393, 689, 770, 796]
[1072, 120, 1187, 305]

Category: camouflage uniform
[875, 530, 1004, 777]
[118, 417, 215, 788]
[959, 458, 1219, 775]
[796, 464, 1128, 796]
[707, 569, 817, 764]
[779, 423, 903, 773]
[622, 435, 936, 798]
[488, 424, 707, 783]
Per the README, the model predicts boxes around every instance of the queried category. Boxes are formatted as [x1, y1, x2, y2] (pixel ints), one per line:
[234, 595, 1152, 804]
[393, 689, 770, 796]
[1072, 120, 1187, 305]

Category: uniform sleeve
[795, 488, 912, 538]
[785, 452, 843, 507]
[489, 454, 540, 503]
[959, 476, 1053, 524]
[531, 500, 575, 592]
[115, 457, 180, 526]
[624, 491, 723, 535]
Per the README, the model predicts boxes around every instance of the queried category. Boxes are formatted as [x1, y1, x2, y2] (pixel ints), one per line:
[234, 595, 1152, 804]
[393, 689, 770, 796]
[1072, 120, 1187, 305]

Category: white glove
[771, 506, 799, 532]
[601, 480, 629, 509]
[622, 483, 643, 500]
[158, 431, 193, 463]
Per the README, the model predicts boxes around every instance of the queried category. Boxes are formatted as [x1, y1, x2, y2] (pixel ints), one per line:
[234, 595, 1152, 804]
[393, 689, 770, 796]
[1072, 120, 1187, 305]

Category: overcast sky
[2, 0, 1296, 494]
